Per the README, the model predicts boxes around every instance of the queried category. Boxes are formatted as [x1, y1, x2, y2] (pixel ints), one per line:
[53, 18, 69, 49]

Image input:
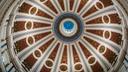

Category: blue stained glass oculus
[63, 21, 74, 30]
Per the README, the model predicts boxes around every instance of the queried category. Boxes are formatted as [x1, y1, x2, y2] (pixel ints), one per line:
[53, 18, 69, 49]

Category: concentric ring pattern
[12, 0, 123, 72]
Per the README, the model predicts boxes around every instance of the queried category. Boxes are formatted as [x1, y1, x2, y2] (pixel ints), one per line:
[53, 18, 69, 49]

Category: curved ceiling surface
[3, 0, 127, 72]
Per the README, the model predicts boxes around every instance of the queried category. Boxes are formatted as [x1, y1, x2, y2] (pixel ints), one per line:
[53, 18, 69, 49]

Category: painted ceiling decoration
[0, 0, 128, 72]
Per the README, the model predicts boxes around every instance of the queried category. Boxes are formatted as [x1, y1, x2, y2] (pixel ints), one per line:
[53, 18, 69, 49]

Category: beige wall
[117, 0, 128, 15]
[0, 0, 14, 25]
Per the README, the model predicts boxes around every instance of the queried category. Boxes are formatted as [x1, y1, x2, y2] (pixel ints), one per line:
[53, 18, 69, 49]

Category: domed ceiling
[2, 0, 128, 72]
